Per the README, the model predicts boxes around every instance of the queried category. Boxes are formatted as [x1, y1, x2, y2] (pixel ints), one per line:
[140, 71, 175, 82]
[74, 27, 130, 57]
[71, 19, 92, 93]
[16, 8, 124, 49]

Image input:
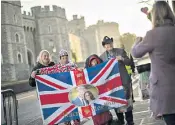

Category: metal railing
[1, 89, 18, 125]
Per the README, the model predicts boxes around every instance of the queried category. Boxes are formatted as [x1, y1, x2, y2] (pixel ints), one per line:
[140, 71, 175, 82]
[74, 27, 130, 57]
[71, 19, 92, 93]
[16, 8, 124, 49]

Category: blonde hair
[151, 1, 175, 28]
[37, 50, 52, 65]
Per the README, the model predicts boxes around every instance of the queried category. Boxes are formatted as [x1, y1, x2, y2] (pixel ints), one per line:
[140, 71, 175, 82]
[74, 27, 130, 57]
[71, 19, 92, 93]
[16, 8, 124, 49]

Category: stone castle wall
[1, 2, 69, 82]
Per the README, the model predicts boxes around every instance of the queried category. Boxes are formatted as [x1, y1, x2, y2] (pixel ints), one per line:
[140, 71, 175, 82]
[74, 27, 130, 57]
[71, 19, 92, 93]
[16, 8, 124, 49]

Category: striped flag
[35, 59, 127, 125]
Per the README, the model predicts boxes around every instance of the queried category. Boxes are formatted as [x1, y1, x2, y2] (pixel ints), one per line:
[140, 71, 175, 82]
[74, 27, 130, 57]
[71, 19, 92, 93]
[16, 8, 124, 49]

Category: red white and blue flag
[35, 59, 127, 125]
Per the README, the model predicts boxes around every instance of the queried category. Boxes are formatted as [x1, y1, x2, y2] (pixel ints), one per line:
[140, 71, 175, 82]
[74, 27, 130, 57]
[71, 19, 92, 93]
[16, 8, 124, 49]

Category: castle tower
[22, 11, 36, 72]
[68, 15, 86, 36]
[31, 5, 71, 62]
[1, 1, 29, 81]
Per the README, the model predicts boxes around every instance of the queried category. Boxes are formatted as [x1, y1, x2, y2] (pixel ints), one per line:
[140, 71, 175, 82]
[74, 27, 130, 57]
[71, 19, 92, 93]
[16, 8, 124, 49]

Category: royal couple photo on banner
[69, 85, 99, 107]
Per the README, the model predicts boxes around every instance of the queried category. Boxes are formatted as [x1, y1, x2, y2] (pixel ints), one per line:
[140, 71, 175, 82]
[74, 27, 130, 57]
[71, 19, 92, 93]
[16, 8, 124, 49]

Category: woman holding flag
[37, 49, 81, 125]
[29, 50, 55, 87]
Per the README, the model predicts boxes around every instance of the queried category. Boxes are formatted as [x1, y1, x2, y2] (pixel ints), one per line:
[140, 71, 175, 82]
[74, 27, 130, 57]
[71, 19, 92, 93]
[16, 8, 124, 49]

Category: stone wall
[1, 64, 16, 81]
[1, 1, 29, 81]
[83, 27, 98, 55]
[14, 64, 30, 80]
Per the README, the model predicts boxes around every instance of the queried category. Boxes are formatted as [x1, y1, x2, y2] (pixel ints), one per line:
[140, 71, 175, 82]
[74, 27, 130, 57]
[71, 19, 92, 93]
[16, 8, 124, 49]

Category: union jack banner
[35, 59, 127, 125]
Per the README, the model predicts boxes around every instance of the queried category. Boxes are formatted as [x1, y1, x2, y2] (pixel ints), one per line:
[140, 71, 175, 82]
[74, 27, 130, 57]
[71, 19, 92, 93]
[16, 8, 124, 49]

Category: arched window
[17, 53, 23, 63]
[24, 26, 26, 31]
[14, 15, 17, 23]
[15, 34, 20, 42]
[27, 27, 29, 32]
[1, 54, 3, 64]
[48, 25, 52, 33]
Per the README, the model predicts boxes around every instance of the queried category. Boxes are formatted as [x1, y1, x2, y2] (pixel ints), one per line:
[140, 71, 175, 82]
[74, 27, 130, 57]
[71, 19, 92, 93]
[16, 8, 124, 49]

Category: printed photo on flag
[69, 84, 99, 107]
[35, 59, 128, 125]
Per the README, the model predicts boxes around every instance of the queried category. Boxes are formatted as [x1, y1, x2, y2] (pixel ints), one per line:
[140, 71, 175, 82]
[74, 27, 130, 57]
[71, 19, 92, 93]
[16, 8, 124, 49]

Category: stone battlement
[97, 20, 119, 26]
[22, 11, 35, 20]
[72, 15, 84, 20]
[22, 11, 33, 16]
[86, 21, 119, 30]
[31, 5, 66, 19]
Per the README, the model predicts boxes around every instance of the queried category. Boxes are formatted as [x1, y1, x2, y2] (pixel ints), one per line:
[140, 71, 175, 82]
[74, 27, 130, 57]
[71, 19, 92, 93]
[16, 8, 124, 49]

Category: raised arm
[132, 31, 154, 58]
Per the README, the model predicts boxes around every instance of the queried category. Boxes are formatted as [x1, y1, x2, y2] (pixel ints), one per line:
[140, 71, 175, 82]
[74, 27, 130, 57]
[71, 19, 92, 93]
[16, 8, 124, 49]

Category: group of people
[29, 35, 135, 125]
[29, 1, 175, 125]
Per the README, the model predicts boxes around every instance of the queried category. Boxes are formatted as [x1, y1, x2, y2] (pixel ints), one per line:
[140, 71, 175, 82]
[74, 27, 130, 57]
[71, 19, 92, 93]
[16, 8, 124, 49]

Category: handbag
[136, 63, 151, 74]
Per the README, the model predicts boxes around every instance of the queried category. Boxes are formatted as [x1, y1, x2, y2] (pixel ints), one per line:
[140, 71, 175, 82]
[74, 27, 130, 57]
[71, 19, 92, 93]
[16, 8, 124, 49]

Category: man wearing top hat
[100, 36, 134, 125]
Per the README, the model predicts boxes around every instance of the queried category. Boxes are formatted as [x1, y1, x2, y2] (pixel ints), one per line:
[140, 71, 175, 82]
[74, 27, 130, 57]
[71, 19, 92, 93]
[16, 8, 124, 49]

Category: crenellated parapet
[97, 20, 119, 27]
[22, 11, 35, 20]
[71, 15, 85, 21]
[31, 5, 66, 19]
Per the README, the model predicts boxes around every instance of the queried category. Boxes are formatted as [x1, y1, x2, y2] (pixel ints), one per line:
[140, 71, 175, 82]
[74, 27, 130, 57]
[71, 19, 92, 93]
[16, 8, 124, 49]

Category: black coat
[29, 62, 55, 87]
[130, 54, 135, 73]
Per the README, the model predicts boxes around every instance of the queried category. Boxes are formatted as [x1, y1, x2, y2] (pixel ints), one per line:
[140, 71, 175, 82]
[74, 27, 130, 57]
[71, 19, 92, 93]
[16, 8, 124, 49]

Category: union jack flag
[35, 59, 127, 125]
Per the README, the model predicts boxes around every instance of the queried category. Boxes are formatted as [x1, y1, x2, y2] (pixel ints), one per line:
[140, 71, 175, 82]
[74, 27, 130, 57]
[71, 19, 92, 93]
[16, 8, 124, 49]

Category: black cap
[102, 36, 113, 46]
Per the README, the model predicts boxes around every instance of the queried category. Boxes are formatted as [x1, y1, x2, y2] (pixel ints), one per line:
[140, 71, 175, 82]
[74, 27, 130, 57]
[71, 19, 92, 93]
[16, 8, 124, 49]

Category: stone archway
[27, 50, 34, 72]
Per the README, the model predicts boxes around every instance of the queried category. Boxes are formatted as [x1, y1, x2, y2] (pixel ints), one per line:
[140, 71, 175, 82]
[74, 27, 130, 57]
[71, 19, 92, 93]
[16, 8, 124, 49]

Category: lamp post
[52, 47, 56, 53]
[49, 39, 57, 63]
[51, 46, 57, 63]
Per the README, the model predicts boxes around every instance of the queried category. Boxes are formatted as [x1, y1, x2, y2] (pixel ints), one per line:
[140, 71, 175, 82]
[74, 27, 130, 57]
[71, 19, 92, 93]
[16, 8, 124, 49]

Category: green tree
[120, 33, 136, 53]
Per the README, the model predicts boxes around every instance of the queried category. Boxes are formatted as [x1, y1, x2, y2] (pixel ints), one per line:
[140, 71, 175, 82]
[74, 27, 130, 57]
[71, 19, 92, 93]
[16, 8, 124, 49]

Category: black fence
[1, 89, 18, 125]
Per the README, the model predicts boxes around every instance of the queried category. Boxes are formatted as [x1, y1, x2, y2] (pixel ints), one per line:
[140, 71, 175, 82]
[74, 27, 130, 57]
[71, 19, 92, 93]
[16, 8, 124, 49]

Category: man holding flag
[100, 36, 134, 125]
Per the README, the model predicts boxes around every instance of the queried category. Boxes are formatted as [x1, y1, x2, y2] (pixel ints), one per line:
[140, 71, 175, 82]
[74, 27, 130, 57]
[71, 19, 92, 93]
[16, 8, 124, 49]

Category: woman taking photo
[132, 1, 175, 124]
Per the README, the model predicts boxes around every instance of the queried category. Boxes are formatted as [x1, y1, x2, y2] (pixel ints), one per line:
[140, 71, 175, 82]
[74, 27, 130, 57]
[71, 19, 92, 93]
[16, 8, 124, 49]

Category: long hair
[84, 91, 95, 104]
[151, 1, 175, 28]
[36, 50, 52, 65]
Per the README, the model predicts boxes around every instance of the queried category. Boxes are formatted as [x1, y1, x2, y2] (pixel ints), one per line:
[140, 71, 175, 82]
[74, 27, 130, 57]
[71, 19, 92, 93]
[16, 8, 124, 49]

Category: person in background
[85, 54, 113, 125]
[121, 44, 136, 103]
[129, 54, 135, 76]
[29, 50, 55, 87]
[132, 1, 175, 125]
[100, 36, 134, 125]
[126, 54, 136, 103]
[135, 57, 151, 100]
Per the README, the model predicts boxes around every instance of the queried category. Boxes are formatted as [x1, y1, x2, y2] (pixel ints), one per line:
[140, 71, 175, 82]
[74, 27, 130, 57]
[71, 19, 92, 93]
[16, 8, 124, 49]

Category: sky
[21, 0, 153, 36]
